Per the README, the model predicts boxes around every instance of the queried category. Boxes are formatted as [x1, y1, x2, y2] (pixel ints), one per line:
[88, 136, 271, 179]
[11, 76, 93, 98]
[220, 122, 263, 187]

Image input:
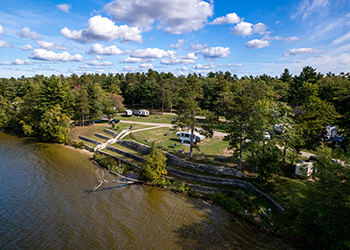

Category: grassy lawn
[122, 126, 235, 162]
[114, 114, 175, 124]
[114, 114, 228, 133]
[69, 124, 109, 141]
[266, 176, 309, 203]
[68, 123, 153, 141]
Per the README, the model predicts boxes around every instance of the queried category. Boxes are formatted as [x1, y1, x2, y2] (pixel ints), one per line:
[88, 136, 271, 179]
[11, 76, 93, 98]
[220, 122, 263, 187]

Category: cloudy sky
[0, 0, 350, 78]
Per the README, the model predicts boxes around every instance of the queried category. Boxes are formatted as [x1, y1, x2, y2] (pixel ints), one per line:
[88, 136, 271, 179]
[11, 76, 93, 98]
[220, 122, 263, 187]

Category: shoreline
[54, 140, 307, 249]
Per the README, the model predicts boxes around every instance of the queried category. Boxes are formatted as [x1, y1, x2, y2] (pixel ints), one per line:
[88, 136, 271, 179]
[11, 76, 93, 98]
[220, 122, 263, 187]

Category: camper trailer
[138, 110, 149, 116]
[125, 109, 133, 116]
[273, 123, 290, 134]
[295, 161, 314, 177]
[324, 126, 339, 141]
[176, 131, 205, 144]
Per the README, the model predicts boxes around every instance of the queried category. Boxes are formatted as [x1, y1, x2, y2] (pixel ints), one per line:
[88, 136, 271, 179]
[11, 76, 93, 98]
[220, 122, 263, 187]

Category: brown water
[0, 130, 297, 249]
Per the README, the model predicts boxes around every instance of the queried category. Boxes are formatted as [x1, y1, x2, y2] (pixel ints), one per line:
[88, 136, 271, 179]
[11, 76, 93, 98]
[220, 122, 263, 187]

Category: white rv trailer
[176, 131, 205, 144]
[295, 161, 314, 177]
[138, 110, 149, 116]
[125, 109, 133, 116]
[324, 126, 339, 141]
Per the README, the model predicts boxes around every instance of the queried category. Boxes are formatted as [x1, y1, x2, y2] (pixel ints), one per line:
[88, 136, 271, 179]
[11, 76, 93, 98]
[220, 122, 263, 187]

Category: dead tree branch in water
[94, 168, 143, 190]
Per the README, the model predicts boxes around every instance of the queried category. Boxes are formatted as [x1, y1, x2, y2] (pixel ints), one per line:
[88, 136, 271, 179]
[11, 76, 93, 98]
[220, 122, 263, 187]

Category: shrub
[141, 142, 167, 182]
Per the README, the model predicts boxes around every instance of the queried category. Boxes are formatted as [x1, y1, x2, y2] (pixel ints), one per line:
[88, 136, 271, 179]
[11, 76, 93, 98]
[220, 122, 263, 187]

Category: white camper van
[176, 131, 205, 144]
[125, 109, 133, 116]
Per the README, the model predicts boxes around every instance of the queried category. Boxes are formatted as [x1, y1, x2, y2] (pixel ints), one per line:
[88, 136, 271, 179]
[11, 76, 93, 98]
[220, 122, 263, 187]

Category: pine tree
[141, 142, 167, 182]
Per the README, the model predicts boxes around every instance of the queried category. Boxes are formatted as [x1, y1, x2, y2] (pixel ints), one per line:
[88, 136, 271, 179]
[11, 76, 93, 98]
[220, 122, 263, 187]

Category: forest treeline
[0, 66, 349, 146]
[0, 66, 350, 248]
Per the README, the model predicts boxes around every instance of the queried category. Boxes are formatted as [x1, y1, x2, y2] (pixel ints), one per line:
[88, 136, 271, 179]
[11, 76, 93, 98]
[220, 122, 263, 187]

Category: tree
[223, 80, 276, 170]
[73, 85, 89, 126]
[172, 75, 213, 158]
[38, 104, 70, 142]
[139, 78, 160, 111]
[102, 93, 125, 120]
[252, 142, 282, 182]
[296, 99, 339, 141]
[86, 82, 101, 122]
[293, 144, 350, 249]
[0, 95, 12, 128]
[141, 142, 167, 182]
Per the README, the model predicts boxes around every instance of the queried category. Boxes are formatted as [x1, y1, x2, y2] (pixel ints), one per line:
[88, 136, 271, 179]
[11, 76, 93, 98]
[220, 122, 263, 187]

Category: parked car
[109, 119, 120, 124]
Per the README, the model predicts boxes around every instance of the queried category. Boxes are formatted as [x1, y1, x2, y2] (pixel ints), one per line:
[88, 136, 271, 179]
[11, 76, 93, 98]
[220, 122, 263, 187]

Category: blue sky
[0, 0, 350, 78]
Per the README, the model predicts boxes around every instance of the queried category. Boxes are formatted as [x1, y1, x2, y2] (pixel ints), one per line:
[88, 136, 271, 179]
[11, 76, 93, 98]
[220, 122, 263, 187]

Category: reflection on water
[0, 130, 296, 249]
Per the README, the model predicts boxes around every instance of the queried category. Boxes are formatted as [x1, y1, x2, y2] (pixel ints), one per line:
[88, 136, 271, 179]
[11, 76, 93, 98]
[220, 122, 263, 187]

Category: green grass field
[114, 114, 175, 124]
[123, 126, 234, 161]
[114, 113, 228, 133]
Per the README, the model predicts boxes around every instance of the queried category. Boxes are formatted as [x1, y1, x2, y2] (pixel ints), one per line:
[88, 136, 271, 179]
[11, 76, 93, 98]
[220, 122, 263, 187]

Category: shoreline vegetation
[1, 67, 349, 249]
[74, 142, 306, 249]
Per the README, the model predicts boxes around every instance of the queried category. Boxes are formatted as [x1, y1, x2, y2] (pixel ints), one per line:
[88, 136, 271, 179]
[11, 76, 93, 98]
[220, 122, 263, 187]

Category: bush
[141, 142, 167, 182]
[93, 154, 129, 174]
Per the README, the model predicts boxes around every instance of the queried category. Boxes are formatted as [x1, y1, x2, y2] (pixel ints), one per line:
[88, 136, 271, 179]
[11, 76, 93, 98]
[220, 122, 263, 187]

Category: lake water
[0, 130, 297, 249]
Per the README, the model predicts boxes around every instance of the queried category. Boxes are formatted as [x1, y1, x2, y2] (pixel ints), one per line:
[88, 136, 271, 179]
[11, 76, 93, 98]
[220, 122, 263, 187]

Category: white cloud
[264, 35, 299, 42]
[190, 42, 208, 51]
[283, 47, 327, 57]
[0, 59, 33, 65]
[284, 36, 299, 42]
[160, 53, 197, 65]
[123, 57, 142, 63]
[130, 48, 176, 59]
[19, 27, 41, 40]
[29, 49, 84, 62]
[104, 0, 213, 34]
[56, 3, 71, 13]
[253, 22, 268, 34]
[235, 64, 243, 67]
[231, 21, 268, 37]
[123, 66, 136, 71]
[0, 25, 4, 34]
[246, 39, 272, 49]
[0, 40, 13, 48]
[169, 39, 184, 49]
[138, 63, 154, 69]
[332, 31, 350, 45]
[85, 60, 113, 66]
[193, 63, 216, 69]
[210, 12, 241, 25]
[217, 64, 233, 67]
[37, 40, 67, 50]
[86, 43, 127, 55]
[21, 44, 33, 50]
[92, 55, 105, 60]
[199, 47, 230, 59]
[292, 0, 330, 20]
[61, 15, 143, 44]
